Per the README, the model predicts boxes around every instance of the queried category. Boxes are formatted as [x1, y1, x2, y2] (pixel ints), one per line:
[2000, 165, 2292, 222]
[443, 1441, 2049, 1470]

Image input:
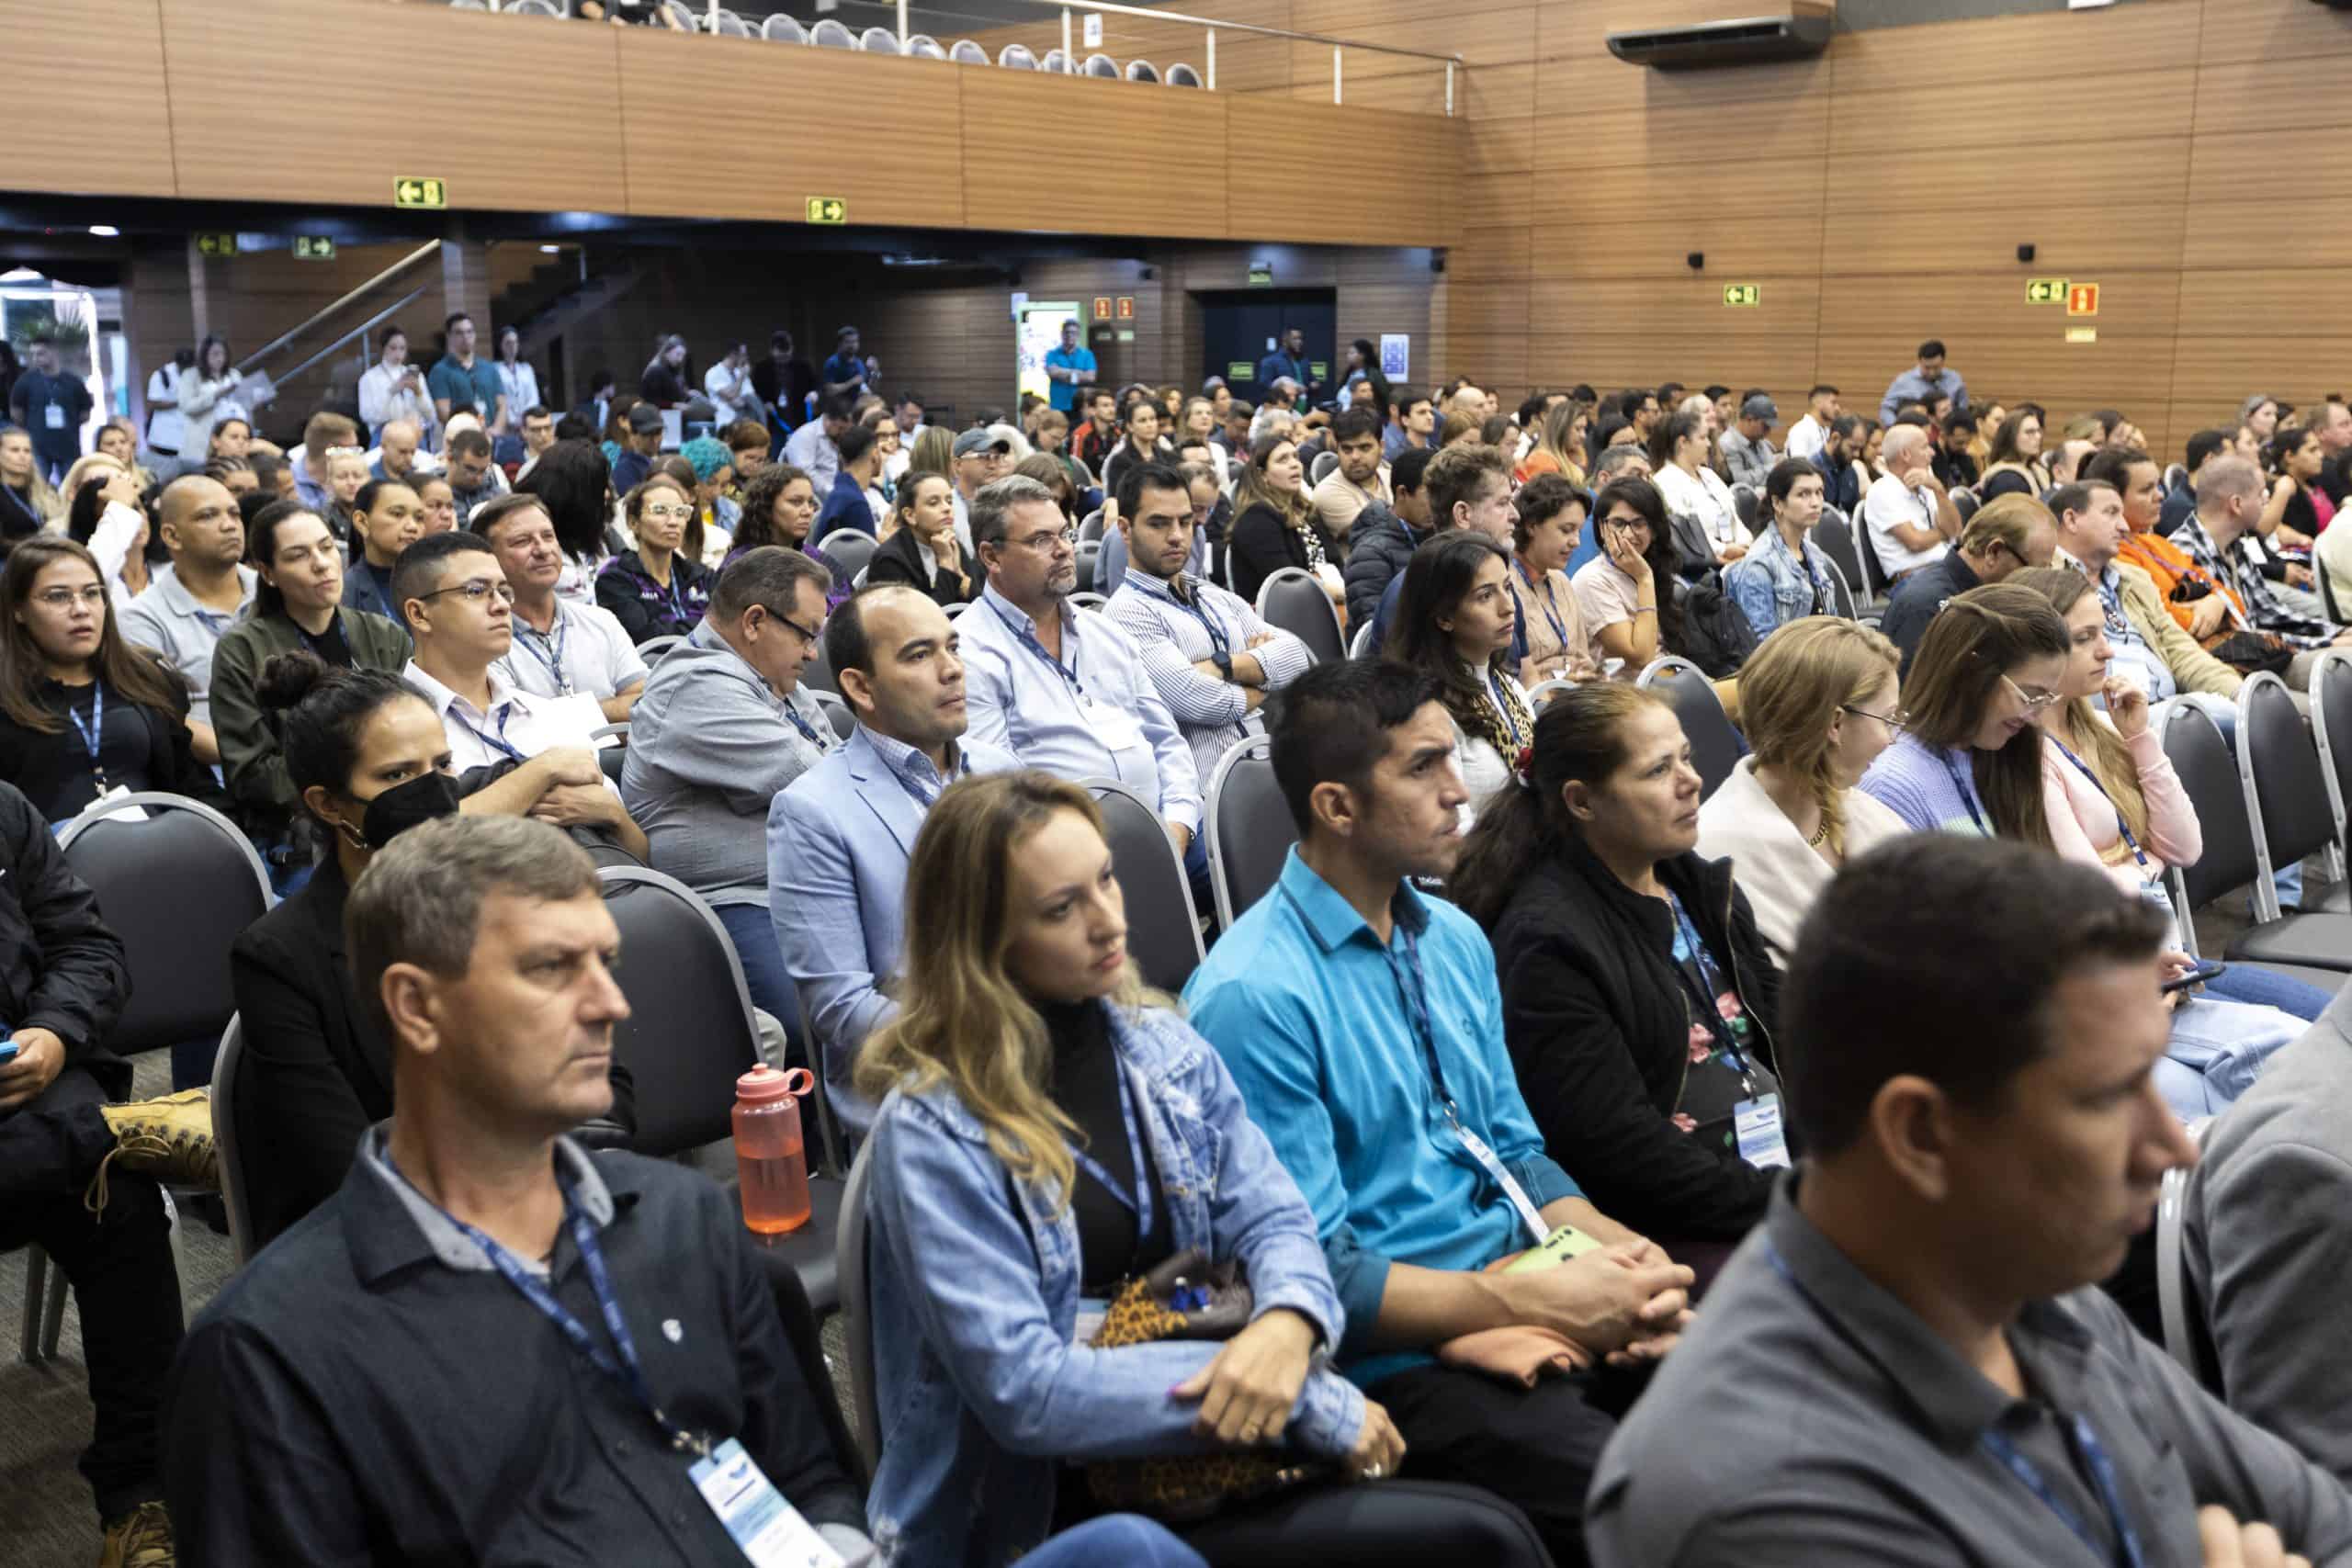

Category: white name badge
[43, 402, 66, 431]
[1735, 1095, 1791, 1170]
[688, 1438, 847, 1568]
[1451, 1121, 1551, 1245]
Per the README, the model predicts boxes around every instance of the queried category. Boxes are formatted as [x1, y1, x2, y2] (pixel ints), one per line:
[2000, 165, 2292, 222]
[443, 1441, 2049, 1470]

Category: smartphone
[2163, 960, 2227, 994]
[1502, 1224, 1604, 1274]
[0, 1039, 17, 1066]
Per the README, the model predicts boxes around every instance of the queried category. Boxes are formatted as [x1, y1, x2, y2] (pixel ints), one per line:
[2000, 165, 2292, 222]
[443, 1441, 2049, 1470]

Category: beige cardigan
[1694, 756, 1912, 965]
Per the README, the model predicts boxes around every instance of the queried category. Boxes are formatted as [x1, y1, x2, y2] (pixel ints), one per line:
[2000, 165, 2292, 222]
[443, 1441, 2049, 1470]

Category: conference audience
[1227, 434, 1339, 608]
[622, 547, 835, 1027]
[473, 493, 648, 719]
[1588, 836, 2352, 1568]
[1724, 457, 1843, 638]
[227, 653, 633, 1250]
[120, 474, 256, 764]
[1362, 443, 1522, 651]
[209, 500, 413, 861]
[1104, 462, 1310, 782]
[1860, 423, 1961, 583]
[1506, 473, 1597, 687]
[1692, 617, 1906, 964]
[856, 770, 1548, 1565]
[339, 479, 425, 623]
[958, 474, 1205, 899]
[766, 584, 1021, 1137]
[1571, 478, 1674, 675]
[1385, 533, 1532, 816]
[1307, 407, 1392, 542]
[864, 469, 978, 606]
[2052, 479, 2240, 702]
[170, 815, 873, 1565]
[811, 420, 883, 547]
[1875, 493, 2058, 672]
[60, 456, 153, 608]
[1649, 411, 1747, 566]
[1344, 446, 1438, 630]
[2163, 454, 2352, 689]
[597, 474, 716, 644]
[1973, 400, 2051, 501]
[1184, 660, 1693, 1566]
[1453, 681, 1783, 1268]
[512, 438, 616, 603]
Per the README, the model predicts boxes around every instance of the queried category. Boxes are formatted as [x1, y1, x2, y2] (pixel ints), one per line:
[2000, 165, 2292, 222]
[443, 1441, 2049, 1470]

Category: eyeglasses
[770, 607, 823, 645]
[1839, 702, 1908, 729]
[33, 585, 107, 610]
[1012, 527, 1078, 554]
[640, 503, 694, 522]
[1999, 673, 2062, 712]
[420, 579, 517, 605]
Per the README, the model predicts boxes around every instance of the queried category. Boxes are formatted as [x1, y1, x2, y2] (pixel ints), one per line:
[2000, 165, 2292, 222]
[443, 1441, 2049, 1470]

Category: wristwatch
[1213, 652, 1235, 682]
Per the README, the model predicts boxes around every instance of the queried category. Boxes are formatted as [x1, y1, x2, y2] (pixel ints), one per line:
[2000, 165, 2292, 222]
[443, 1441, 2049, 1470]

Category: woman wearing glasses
[1857, 582, 2071, 837]
[1453, 682, 1784, 1268]
[597, 474, 714, 644]
[0, 536, 226, 826]
[1694, 617, 1908, 965]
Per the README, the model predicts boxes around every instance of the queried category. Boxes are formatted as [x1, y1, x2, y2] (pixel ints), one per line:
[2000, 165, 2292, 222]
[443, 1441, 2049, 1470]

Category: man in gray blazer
[2185, 970, 2352, 1484]
[765, 585, 1019, 1139]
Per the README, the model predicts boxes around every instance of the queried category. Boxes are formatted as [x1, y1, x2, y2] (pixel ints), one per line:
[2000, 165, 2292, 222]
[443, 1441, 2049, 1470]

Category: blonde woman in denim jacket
[856, 771, 1550, 1568]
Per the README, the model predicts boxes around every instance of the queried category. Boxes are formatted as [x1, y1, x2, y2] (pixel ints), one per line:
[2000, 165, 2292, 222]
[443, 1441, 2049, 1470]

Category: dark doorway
[1196, 288, 1337, 408]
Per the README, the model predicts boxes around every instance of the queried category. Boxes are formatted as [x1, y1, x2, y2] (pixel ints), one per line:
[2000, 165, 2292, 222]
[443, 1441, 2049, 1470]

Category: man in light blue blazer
[767, 584, 1020, 1138]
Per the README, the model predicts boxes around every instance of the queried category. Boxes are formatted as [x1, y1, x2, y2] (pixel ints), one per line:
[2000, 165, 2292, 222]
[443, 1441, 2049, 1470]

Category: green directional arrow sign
[806, 197, 847, 225]
[393, 176, 447, 209]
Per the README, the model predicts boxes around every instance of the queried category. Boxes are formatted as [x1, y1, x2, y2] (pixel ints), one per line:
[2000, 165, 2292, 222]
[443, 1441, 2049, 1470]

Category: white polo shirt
[492, 597, 648, 704]
[1862, 471, 1951, 579]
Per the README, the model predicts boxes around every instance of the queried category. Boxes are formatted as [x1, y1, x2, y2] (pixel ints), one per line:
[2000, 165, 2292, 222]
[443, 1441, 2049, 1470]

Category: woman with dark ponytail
[1453, 682, 1784, 1265]
[228, 651, 634, 1248]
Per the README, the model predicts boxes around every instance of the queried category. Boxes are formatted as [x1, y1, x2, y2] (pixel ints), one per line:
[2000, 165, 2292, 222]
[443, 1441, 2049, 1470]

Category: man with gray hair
[624, 546, 837, 1027]
[1860, 422, 1961, 582]
[166, 814, 876, 1566]
[956, 473, 1206, 899]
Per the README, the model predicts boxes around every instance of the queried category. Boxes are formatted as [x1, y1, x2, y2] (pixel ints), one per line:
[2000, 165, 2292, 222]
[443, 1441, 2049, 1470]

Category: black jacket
[1879, 549, 1984, 677]
[0, 779, 130, 1097]
[0, 676, 227, 825]
[229, 859, 636, 1251]
[1342, 502, 1421, 631]
[863, 525, 980, 607]
[1487, 837, 1783, 1243]
[1227, 502, 1336, 606]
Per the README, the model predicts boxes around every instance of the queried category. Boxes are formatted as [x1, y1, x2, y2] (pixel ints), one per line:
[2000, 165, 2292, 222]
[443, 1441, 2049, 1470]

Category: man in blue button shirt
[1182, 660, 1692, 1565]
[1042, 319, 1094, 415]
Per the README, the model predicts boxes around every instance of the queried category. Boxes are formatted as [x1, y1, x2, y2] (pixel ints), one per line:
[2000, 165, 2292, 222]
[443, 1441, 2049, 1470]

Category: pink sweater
[2038, 722, 2201, 894]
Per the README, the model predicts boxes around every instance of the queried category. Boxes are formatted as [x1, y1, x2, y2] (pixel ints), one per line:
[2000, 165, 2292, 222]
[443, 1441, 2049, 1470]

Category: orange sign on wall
[1115, 296, 1135, 320]
[2067, 282, 2100, 317]
[1091, 296, 1114, 321]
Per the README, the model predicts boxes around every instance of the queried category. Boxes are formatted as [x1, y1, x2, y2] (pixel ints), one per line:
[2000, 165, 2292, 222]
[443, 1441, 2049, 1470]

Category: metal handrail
[234, 240, 442, 375]
[1001, 0, 1457, 61]
[266, 282, 435, 390]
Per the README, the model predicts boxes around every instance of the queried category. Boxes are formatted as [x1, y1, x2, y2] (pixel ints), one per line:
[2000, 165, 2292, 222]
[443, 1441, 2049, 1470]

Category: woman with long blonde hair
[1694, 616, 1909, 962]
[1514, 400, 1588, 490]
[856, 771, 1548, 1567]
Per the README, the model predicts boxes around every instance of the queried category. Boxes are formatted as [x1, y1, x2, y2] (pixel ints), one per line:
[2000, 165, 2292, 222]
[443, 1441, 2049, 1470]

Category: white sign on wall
[1083, 12, 1102, 47]
[1379, 333, 1410, 379]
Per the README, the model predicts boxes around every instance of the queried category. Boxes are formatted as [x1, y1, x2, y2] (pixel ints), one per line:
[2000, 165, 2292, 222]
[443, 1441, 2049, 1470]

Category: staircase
[494, 251, 648, 411]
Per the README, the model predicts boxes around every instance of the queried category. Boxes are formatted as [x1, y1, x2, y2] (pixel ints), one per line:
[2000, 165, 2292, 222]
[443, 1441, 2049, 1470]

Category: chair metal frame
[950, 38, 992, 63]
[57, 792, 274, 914]
[209, 1016, 254, 1267]
[760, 11, 809, 41]
[836, 1139, 881, 1476]
[1204, 734, 1288, 930]
[1255, 565, 1345, 665]
[1082, 777, 1207, 990]
[2235, 671, 2331, 922]
[1348, 618, 1377, 658]
[808, 17, 860, 49]
[2311, 651, 2352, 866]
[859, 25, 900, 51]
[2154, 1118, 2213, 1382]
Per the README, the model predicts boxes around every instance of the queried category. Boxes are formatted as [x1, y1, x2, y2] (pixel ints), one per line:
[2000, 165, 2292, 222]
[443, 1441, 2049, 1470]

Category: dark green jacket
[210, 607, 412, 834]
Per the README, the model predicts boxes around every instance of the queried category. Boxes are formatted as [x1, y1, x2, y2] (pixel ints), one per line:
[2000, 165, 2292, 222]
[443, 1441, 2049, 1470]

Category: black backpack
[1678, 570, 1760, 678]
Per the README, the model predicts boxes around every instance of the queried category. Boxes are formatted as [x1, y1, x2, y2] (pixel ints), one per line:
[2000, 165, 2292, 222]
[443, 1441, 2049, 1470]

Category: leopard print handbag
[1083, 1247, 1331, 1521]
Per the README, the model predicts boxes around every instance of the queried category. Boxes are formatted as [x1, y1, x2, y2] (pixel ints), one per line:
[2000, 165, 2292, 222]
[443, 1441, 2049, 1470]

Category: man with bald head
[120, 475, 257, 763]
[1860, 423, 1962, 582]
[368, 418, 437, 486]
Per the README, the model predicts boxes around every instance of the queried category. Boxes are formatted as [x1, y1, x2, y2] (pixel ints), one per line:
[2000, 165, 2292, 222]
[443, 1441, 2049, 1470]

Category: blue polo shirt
[426, 355, 502, 422]
[1182, 848, 1578, 1387]
[1044, 344, 1096, 412]
[809, 468, 874, 547]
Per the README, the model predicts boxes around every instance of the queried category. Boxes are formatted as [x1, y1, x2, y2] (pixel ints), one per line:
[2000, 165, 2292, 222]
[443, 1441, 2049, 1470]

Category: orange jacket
[2117, 529, 2245, 637]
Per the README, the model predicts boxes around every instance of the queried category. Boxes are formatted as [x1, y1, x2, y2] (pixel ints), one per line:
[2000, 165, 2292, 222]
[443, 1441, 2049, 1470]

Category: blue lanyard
[514, 613, 572, 695]
[1666, 890, 1753, 1081]
[1284, 883, 1452, 1113]
[988, 597, 1087, 700]
[782, 699, 825, 749]
[453, 702, 526, 763]
[1139, 576, 1229, 661]
[1940, 749, 1991, 835]
[388, 1158, 709, 1459]
[1487, 669, 1525, 748]
[2049, 739, 2155, 874]
[1981, 1423, 2150, 1568]
[1512, 557, 1569, 657]
[65, 682, 107, 786]
[1067, 1061, 1155, 1249]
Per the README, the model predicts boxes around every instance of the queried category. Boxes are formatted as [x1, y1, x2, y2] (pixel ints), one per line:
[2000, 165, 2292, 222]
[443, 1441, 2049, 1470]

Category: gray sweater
[2185, 972, 2352, 1486]
[619, 622, 833, 904]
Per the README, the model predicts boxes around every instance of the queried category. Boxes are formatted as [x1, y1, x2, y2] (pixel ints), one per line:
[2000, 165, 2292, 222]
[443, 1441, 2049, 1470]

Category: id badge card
[689, 1438, 847, 1568]
[1734, 1094, 1791, 1170]
[1085, 701, 1144, 752]
[43, 401, 65, 431]
[1450, 1122, 1550, 1245]
[1074, 1296, 1109, 1346]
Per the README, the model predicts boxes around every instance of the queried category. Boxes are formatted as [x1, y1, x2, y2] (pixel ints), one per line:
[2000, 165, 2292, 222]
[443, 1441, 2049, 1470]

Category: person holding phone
[1571, 478, 1675, 675]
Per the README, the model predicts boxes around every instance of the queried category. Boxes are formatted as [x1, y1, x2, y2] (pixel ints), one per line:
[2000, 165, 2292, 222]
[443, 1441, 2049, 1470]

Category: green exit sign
[806, 197, 847, 225]
[194, 232, 237, 257]
[293, 235, 336, 261]
[1227, 361, 1253, 381]
[392, 175, 447, 209]
[2026, 276, 2070, 305]
[1722, 283, 1760, 307]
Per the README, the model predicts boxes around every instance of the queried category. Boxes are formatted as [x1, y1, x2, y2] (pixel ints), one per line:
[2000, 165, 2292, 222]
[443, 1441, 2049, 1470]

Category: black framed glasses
[419, 579, 516, 605]
[771, 608, 823, 645]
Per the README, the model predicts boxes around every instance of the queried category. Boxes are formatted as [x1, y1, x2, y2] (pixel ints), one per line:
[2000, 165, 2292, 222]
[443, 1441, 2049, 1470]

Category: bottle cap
[736, 1066, 814, 1102]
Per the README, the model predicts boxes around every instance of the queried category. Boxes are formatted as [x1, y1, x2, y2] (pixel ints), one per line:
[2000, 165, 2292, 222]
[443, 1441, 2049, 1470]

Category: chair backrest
[60, 795, 271, 1054]
[1255, 567, 1344, 665]
[1348, 617, 1378, 659]
[1951, 487, 1980, 524]
[1526, 678, 1575, 710]
[507, 0, 565, 15]
[1040, 47, 1071, 72]
[2312, 650, 2352, 847]
[823, 530, 878, 587]
[859, 26, 900, 51]
[209, 1015, 254, 1266]
[2155, 1119, 2218, 1386]
[760, 11, 808, 41]
[1083, 51, 1120, 77]
[1814, 507, 1869, 601]
[2164, 463, 2189, 493]
[1206, 737, 1297, 928]
[1310, 451, 1339, 485]
[1079, 508, 1106, 544]
[1852, 510, 1894, 598]
[810, 689, 854, 741]
[1635, 658, 1742, 801]
[705, 6, 750, 34]
[2238, 671, 2340, 919]
[596, 867, 763, 1156]
[1075, 539, 1102, 594]
[905, 32, 946, 58]
[1730, 483, 1758, 533]
[660, 0, 700, 28]
[1824, 563, 1859, 620]
[1068, 591, 1109, 612]
[809, 17, 858, 48]
[950, 38, 990, 64]
[836, 1138, 882, 1476]
[1125, 58, 1159, 82]
[1087, 779, 1207, 991]
[1166, 61, 1203, 85]
[998, 42, 1039, 68]
[2163, 699, 2260, 915]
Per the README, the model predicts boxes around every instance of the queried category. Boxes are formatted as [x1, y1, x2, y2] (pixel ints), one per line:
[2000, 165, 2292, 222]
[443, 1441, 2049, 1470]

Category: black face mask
[341, 770, 462, 851]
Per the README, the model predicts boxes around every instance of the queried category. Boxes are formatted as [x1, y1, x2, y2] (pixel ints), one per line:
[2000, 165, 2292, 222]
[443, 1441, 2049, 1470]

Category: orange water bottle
[733, 1066, 813, 1235]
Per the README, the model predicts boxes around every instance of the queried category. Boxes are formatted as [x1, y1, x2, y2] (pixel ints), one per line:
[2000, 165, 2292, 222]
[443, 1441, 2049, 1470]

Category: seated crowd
[9, 323, 2352, 1568]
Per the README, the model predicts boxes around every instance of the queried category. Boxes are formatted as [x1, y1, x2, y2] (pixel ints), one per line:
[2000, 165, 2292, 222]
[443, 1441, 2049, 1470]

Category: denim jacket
[1724, 522, 1840, 638]
[864, 1001, 1362, 1566]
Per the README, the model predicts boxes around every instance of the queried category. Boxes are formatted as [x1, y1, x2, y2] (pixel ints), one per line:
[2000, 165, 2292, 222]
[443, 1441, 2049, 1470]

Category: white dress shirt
[401, 660, 613, 783]
[492, 597, 650, 703]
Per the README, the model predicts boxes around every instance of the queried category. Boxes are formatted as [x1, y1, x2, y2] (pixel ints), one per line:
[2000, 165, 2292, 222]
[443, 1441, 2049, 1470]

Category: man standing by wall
[1042, 320, 1095, 415]
[8, 338, 92, 485]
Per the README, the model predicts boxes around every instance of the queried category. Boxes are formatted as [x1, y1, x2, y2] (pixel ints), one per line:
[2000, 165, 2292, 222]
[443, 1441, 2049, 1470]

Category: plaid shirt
[2176, 515, 2337, 649]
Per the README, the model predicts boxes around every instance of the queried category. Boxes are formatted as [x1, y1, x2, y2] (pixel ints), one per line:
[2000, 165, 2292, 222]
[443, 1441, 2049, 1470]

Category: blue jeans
[715, 900, 803, 1061]
[2205, 963, 2335, 1022]
[1182, 829, 1216, 929]
[1019, 1517, 1205, 1568]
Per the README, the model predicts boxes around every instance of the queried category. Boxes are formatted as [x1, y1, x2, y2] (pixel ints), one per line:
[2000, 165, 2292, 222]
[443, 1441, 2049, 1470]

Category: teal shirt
[1044, 344, 1095, 412]
[1182, 847, 1578, 1386]
[427, 355, 503, 422]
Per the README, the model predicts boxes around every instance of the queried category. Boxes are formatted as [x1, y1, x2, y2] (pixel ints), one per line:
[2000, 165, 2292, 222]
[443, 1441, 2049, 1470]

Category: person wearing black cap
[611, 401, 663, 494]
[1718, 393, 1781, 491]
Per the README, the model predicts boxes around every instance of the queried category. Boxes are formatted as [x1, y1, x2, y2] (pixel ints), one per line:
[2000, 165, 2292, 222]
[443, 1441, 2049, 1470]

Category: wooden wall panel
[14, 0, 176, 197]
[2197, 0, 2352, 65]
[967, 73, 1230, 237]
[617, 32, 964, 228]
[1827, 70, 2194, 160]
[1225, 99, 1458, 245]
[1829, 0, 2199, 92]
[1816, 274, 2181, 343]
[159, 0, 628, 212]
[1537, 53, 1828, 118]
[1532, 277, 1824, 343]
[1531, 215, 1825, 281]
[1831, 205, 2186, 278]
